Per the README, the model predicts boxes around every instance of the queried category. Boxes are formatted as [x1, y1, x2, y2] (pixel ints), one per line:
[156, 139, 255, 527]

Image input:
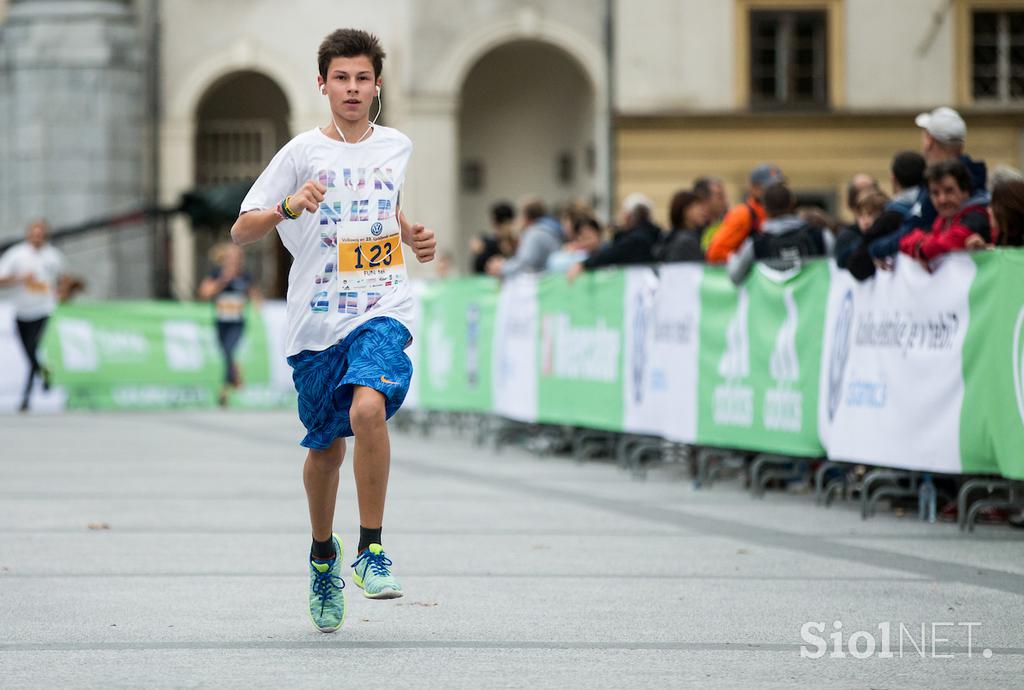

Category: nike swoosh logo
[380, 376, 399, 385]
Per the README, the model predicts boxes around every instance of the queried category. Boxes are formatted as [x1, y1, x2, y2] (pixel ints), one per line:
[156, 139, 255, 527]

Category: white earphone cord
[332, 87, 382, 144]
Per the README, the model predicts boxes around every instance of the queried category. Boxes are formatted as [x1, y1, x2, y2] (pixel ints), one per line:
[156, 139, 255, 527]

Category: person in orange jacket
[705, 164, 784, 263]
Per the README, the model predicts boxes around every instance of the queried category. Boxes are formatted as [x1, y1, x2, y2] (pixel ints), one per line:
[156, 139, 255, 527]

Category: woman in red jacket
[899, 158, 993, 270]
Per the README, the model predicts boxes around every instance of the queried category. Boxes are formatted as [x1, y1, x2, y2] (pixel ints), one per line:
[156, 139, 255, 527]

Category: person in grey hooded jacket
[728, 184, 833, 285]
[486, 198, 564, 278]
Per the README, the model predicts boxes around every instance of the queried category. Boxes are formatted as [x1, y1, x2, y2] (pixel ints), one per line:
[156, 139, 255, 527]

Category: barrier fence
[3, 249, 1022, 480]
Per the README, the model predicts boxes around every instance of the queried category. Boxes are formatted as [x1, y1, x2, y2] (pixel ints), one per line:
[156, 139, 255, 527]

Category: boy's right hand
[289, 180, 327, 215]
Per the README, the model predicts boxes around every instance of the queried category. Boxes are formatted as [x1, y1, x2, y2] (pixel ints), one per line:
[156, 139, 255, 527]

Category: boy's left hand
[411, 225, 436, 263]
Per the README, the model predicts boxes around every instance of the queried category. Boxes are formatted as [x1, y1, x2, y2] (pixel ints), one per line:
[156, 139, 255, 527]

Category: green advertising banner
[21, 250, 1024, 481]
[43, 301, 283, 409]
[696, 262, 829, 456]
[960, 249, 1024, 480]
[537, 269, 626, 430]
[416, 276, 498, 412]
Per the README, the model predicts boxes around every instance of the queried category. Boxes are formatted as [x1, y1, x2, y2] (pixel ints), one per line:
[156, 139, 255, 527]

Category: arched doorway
[194, 71, 291, 296]
[458, 41, 596, 273]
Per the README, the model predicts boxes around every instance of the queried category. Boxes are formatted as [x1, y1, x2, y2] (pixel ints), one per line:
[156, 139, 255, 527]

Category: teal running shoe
[351, 543, 403, 599]
[308, 533, 345, 632]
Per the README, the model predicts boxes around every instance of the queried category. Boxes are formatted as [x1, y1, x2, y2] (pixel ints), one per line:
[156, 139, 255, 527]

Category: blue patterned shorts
[287, 317, 413, 449]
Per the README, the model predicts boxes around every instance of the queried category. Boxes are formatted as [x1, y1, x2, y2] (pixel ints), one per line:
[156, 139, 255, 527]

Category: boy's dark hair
[926, 159, 972, 192]
[490, 201, 515, 225]
[669, 190, 701, 229]
[763, 183, 794, 217]
[891, 150, 926, 190]
[318, 29, 386, 79]
[522, 199, 547, 223]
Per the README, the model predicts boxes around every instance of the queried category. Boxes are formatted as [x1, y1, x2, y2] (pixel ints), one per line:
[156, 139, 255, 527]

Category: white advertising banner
[622, 265, 702, 442]
[818, 256, 975, 473]
[491, 274, 538, 422]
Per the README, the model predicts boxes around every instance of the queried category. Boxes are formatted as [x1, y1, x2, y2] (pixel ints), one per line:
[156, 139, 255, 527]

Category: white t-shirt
[241, 126, 414, 356]
[0, 242, 65, 320]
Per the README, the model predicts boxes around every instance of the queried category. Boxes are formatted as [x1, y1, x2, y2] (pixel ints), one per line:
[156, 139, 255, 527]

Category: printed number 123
[354, 241, 394, 269]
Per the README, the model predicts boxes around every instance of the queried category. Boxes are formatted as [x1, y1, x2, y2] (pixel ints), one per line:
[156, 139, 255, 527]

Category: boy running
[231, 29, 436, 633]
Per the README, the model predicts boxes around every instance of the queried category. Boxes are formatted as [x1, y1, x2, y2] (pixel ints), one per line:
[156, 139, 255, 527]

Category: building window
[749, 10, 828, 109]
[972, 9, 1024, 102]
[461, 160, 484, 193]
[195, 119, 277, 186]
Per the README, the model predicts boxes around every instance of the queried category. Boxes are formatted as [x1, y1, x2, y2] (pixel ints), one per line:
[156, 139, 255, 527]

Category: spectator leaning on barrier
[547, 215, 603, 273]
[694, 175, 729, 251]
[566, 193, 661, 283]
[486, 198, 563, 279]
[706, 164, 784, 263]
[859, 150, 929, 274]
[470, 200, 517, 274]
[834, 173, 880, 269]
[899, 158, 993, 270]
[845, 188, 905, 281]
[657, 189, 706, 262]
[0, 220, 68, 412]
[990, 169, 1024, 248]
[914, 107, 988, 230]
[727, 183, 832, 285]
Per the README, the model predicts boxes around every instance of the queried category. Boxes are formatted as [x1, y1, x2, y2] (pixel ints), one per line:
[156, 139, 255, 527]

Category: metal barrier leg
[749, 455, 770, 497]
[964, 481, 1019, 532]
[956, 478, 1005, 531]
[860, 470, 908, 519]
[815, 462, 841, 505]
[823, 477, 847, 507]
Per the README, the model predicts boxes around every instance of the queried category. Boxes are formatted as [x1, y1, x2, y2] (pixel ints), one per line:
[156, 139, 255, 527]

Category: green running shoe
[308, 533, 345, 632]
[351, 543, 403, 599]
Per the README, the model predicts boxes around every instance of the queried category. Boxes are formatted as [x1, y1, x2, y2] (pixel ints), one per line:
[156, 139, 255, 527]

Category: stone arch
[191, 65, 295, 297]
[429, 14, 606, 106]
[168, 39, 305, 124]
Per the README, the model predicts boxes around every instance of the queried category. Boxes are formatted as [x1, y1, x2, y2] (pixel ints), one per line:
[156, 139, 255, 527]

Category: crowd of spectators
[468, 106, 1024, 285]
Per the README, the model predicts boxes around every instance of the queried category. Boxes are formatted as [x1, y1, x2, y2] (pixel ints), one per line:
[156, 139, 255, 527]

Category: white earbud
[376, 85, 381, 97]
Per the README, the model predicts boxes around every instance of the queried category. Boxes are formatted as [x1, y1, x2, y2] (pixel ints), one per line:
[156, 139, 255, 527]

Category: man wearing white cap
[914, 106, 988, 231]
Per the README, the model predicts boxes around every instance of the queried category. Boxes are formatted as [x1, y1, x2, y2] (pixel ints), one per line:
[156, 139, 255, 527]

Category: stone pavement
[1, 411, 1022, 688]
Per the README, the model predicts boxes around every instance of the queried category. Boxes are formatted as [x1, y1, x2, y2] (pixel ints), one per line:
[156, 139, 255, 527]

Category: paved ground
[1, 411, 1023, 688]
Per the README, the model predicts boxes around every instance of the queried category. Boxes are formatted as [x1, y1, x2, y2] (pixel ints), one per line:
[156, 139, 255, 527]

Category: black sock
[358, 526, 382, 554]
[311, 535, 336, 561]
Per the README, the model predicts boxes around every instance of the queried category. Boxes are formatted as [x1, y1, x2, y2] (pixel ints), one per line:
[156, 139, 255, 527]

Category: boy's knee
[308, 438, 345, 470]
[350, 389, 386, 435]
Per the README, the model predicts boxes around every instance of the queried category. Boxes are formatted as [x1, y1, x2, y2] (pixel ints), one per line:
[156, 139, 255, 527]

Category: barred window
[195, 120, 277, 187]
[750, 10, 828, 109]
[972, 10, 1024, 102]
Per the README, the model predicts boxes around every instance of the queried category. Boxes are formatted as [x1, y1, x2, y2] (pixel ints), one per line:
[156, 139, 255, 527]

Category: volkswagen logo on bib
[1014, 306, 1024, 428]
[370, 222, 384, 237]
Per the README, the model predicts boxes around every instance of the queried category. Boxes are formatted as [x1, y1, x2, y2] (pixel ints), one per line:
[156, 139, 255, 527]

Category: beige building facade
[616, 0, 1024, 226]
[2, 0, 1021, 297]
